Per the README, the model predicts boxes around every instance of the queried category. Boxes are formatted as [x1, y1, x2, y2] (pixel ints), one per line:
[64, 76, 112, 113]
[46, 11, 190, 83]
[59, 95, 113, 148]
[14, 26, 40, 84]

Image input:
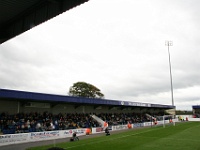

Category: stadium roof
[0, 88, 175, 109]
[0, 0, 89, 44]
[192, 105, 200, 109]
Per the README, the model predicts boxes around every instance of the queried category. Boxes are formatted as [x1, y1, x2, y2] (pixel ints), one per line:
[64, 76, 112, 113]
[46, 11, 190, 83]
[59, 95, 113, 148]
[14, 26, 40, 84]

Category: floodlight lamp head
[165, 41, 173, 46]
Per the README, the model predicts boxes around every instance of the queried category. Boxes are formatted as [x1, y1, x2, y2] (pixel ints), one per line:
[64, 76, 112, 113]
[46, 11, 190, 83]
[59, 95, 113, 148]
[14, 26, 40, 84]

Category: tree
[69, 82, 104, 98]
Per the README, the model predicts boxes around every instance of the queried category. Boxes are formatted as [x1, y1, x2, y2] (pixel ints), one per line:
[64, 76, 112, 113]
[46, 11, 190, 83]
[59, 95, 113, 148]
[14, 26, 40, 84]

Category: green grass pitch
[27, 122, 200, 150]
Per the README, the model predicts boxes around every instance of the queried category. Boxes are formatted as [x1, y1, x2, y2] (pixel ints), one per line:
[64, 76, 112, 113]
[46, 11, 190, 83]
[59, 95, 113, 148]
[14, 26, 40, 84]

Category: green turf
[27, 122, 200, 150]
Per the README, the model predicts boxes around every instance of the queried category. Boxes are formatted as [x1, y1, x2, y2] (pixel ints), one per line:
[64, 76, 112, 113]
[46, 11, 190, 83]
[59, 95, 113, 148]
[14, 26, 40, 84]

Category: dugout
[0, 88, 175, 116]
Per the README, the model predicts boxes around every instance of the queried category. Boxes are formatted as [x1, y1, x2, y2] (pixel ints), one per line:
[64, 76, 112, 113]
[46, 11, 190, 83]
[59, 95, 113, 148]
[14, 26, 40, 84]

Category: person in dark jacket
[105, 127, 110, 136]
[70, 132, 79, 141]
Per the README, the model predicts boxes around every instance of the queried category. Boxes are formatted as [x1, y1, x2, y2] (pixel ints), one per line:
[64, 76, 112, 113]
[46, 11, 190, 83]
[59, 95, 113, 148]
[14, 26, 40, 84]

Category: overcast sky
[1, 0, 200, 110]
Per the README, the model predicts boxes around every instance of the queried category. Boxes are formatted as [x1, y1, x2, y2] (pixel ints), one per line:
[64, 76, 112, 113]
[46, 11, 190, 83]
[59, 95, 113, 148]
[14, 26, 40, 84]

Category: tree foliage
[69, 82, 104, 98]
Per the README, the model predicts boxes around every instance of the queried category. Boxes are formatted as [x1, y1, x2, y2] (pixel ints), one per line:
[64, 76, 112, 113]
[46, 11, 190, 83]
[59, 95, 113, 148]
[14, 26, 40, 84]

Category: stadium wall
[0, 128, 86, 146]
[0, 100, 19, 114]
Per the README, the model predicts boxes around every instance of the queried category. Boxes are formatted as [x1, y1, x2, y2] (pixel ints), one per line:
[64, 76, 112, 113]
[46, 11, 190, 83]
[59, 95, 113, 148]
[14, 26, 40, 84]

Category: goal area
[156, 115, 175, 127]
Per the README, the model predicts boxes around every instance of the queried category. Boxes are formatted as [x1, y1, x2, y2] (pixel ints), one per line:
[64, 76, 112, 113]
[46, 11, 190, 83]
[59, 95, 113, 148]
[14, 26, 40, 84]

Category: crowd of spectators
[194, 113, 200, 118]
[0, 111, 152, 135]
[97, 112, 149, 126]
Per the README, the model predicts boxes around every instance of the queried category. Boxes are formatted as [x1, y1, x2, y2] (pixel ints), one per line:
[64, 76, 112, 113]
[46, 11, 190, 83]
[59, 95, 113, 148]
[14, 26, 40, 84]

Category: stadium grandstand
[0, 88, 175, 135]
[192, 105, 200, 118]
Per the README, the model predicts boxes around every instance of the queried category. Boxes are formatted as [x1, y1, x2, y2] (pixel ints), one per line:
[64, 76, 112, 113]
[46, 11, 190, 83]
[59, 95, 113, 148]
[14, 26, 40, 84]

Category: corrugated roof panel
[0, 0, 41, 25]
[0, 0, 89, 44]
